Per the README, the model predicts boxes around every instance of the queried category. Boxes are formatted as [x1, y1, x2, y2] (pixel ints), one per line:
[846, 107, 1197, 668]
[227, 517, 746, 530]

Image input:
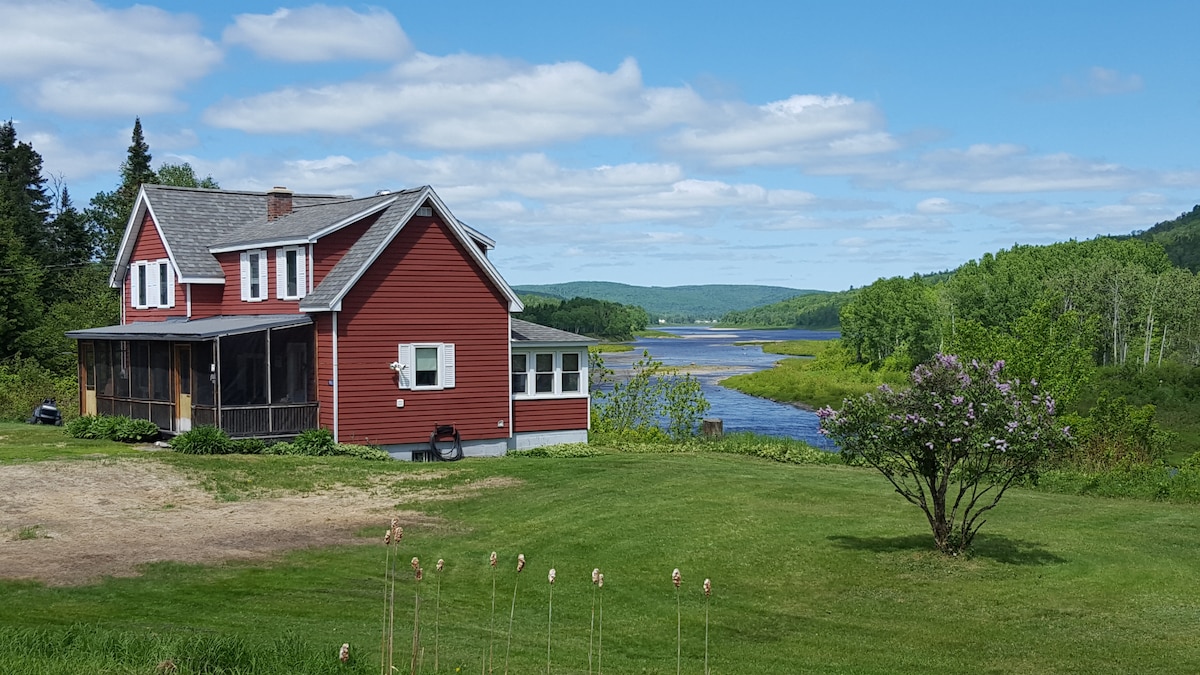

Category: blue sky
[3, 1, 1198, 291]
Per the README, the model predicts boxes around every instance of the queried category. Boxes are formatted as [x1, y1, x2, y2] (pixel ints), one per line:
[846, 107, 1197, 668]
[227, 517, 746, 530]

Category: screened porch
[69, 315, 318, 438]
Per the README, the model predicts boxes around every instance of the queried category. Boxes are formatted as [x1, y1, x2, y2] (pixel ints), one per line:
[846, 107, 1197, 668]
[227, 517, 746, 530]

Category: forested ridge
[514, 281, 821, 323]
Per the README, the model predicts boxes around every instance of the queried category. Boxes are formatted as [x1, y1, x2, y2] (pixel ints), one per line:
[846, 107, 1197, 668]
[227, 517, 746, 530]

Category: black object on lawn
[28, 398, 62, 426]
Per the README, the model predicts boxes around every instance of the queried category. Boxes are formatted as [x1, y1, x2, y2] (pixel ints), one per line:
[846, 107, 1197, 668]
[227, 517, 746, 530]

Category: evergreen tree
[89, 117, 157, 261]
[0, 120, 52, 263]
[0, 200, 43, 360]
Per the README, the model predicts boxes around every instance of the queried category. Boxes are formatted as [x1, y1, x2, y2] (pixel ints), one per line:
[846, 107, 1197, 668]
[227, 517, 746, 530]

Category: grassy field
[2, 429, 1199, 673]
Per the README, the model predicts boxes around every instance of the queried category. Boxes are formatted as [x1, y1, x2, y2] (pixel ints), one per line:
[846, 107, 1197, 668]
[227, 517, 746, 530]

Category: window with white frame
[129, 259, 174, 309]
[276, 246, 307, 300]
[511, 354, 528, 394]
[240, 249, 268, 301]
[396, 343, 456, 390]
[512, 350, 587, 398]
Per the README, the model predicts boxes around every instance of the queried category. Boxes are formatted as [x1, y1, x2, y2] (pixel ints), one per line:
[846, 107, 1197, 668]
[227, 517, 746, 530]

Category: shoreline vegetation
[720, 339, 906, 410]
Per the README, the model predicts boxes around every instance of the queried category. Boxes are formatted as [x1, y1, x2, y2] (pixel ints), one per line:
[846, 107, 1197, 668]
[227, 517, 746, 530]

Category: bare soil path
[0, 458, 503, 586]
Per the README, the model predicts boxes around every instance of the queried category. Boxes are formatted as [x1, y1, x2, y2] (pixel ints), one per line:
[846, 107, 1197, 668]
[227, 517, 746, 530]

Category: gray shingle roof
[137, 185, 343, 280]
[211, 192, 400, 250]
[66, 314, 312, 341]
[510, 318, 597, 344]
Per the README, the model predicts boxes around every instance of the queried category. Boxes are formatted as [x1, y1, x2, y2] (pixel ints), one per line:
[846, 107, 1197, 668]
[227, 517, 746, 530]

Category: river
[596, 326, 839, 449]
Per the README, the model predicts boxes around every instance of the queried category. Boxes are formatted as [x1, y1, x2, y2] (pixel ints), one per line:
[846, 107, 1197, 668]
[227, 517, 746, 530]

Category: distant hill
[1131, 205, 1200, 272]
[720, 289, 854, 329]
[512, 281, 821, 323]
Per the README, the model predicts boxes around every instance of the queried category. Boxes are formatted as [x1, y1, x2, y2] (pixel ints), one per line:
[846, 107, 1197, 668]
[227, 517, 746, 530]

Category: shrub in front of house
[170, 425, 232, 455]
[66, 415, 159, 443]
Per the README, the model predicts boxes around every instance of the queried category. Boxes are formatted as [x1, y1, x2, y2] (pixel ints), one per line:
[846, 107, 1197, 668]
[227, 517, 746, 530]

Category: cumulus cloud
[665, 94, 899, 167]
[205, 56, 708, 149]
[224, 5, 411, 62]
[840, 144, 1148, 193]
[0, 0, 220, 115]
[916, 197, 974, 214]
[983, 200, 1178, 235]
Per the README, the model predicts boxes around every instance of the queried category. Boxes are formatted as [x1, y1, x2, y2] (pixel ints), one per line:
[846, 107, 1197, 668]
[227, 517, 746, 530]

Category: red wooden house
[68, 185, 594, 458]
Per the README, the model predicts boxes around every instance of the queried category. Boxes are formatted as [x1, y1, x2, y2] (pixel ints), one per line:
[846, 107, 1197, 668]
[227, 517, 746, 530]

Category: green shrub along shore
[3, 424, 1200, 673]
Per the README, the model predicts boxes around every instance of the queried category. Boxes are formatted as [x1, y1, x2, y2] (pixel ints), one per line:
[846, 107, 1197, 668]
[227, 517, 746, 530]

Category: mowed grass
[0, 421, 141, 463]
[2, 444, 1199, 673]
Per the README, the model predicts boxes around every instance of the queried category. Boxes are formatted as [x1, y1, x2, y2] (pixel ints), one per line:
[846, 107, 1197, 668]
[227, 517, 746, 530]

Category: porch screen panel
[193, 342, 215, 406]
[269, 326, 314, 404]
[220, 332, 267, 406]
[112, 342, 130, 398]
[95, 342, 113, 396]
[150, 342, 170, 401]
[129, 341, 150, 399]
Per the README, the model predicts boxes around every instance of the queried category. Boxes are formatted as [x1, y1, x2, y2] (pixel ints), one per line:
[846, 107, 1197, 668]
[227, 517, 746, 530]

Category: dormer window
[240, 249, 268, 302]
[130, 259, 174, 309]
[276, 246, 307, 300]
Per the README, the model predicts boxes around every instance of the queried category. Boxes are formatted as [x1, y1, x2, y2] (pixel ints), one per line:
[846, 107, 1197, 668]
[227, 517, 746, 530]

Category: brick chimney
[267, 186, 293, 221]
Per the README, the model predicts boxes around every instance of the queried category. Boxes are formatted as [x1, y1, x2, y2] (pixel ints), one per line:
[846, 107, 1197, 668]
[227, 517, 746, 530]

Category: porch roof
[67, 314, 312, 342]
[511, 318, 597, 346]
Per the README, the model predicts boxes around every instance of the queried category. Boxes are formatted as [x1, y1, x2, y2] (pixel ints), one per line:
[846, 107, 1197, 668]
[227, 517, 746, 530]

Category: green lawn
[0, 421, 141, 463]
[1, 435, 1199, 673]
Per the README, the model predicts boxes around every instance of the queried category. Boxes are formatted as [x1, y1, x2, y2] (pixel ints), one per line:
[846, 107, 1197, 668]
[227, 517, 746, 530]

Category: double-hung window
[512, 350, 587, 398]
[396, 343, 456, 390]
[276, 246, 307, 300]
[130, 259, 174, 309]
[240, 250, 268, 301]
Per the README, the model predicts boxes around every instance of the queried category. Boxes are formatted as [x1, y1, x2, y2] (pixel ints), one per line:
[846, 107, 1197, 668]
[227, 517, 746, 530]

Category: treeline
[517, 296, 648, 341]
[514, 281, 814, 324]
[0, 118, 217, 419]
[720, 290, 847, 328]
[1130, 205, 1200, 272]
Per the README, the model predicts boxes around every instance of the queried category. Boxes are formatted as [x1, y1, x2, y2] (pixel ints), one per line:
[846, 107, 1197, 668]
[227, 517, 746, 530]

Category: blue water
[599, 326, 839, 449]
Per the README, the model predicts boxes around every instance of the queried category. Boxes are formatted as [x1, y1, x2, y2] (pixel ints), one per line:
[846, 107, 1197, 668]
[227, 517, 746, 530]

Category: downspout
[332, 311, 340, 443]
[186, 284, 192, 319]
[507, 315, 514, 446]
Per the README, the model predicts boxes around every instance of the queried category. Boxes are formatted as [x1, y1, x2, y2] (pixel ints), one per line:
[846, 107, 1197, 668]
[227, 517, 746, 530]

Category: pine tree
[0, 120, 52, 263]
[89, 117, 158, 261]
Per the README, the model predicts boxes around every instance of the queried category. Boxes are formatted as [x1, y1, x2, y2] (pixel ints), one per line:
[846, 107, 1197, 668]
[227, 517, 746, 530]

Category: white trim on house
[240, 249, 268, 302]
[110, 189, 183, 288]
[276, 246, 307, 300]
[511, 348, 588, 399]
[129, 258, 176, 310]
[395, 342, 456, 390]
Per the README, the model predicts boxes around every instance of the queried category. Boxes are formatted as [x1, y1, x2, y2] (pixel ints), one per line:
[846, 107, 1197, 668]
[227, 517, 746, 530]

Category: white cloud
[1072, 66, 1144, 97]
[0, 0, 220, 115]
[224, 5, 411, 62]
[205, 55, 708, 149]
[666, 94, 899, 167]
[916, 197, 973, 214]
[984, 200, 1178, 235]
[841, 144, 1147, 193]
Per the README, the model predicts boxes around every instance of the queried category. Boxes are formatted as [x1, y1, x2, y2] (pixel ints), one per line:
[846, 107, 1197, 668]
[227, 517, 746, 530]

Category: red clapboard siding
[312, 213, 379, 286]
[125, 212, 184, 321]
[188, 284, 224, 319]
[331, 215, 510, 446]
[513, 398, 589, 433]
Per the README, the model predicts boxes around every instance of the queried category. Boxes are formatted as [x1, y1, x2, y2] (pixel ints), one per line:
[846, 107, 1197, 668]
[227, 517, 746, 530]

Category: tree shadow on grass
[827, 533, 1066, 566]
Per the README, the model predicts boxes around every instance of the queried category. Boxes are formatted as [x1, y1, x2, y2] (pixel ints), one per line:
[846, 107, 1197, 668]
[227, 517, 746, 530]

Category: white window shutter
[295, 247, 307, 299]
[130, 264, 141, 309]
[442, 343, 456, 388]
[240, 252, 250, 301]
[397, 344, 413, 389]
[257, 252, 269, 300]
[165, 262, 176, 308]
[275, 248, 285, 299]
[146, 262, 160, 309]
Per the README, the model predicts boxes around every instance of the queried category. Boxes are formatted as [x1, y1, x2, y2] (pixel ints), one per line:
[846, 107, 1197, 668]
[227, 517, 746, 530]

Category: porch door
[175, 344, 192, 432]
[81, 343, 97, 416]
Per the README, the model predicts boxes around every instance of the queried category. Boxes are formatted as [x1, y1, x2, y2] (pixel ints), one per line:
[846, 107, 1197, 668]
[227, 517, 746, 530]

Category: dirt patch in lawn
[0, 459, 508, 586]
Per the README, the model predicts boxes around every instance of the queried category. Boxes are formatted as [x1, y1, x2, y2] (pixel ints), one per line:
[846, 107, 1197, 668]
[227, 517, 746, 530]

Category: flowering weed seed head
[548, 568, 556, 585]
[672, 568, 681, 588]
[517, 554, 526, 573]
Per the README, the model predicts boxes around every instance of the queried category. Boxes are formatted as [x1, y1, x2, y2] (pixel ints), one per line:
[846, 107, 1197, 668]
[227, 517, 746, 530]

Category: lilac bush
[818, 354, 1071, 556]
